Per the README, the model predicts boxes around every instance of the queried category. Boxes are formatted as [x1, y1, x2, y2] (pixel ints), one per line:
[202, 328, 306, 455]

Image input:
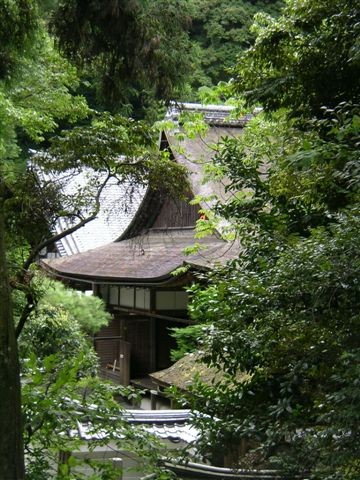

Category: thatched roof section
[41, 227, 239, 284]
[165, 126, 239, 213]
[119, 103, 246, 241]
[150, 353, 249, 391]
[165, 103, 249, 214]
[150, 353, 223, 390]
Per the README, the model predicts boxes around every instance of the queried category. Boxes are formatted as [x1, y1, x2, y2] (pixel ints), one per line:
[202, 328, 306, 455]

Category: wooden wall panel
[124, 318, 151, 378]
[156, 319, 184, 371]
[94, 316, 120, 367]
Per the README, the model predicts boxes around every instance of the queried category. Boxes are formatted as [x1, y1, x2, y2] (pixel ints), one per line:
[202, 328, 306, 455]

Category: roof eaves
[40, 259, 194, 286]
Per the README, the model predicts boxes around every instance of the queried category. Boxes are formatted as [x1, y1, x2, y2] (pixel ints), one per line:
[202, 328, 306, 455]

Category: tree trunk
[0, 181, 25, 479]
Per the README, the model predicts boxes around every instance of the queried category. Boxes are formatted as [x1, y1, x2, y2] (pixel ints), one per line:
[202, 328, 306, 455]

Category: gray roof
[77, 409, 199, 444]
[165, 102, 252, 127]
[163, 460, 283, 479]
[122, 409, 192, 424]
[41, 227, 239, 284]
[39, 167, 145, 256]
[42, 102, 247, 276]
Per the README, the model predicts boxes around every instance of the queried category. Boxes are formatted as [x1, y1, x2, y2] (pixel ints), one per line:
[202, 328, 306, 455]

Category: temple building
[41, 103, 248, 385]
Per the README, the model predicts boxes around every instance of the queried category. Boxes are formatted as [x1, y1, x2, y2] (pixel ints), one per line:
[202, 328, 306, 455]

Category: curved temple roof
[43, 103, 248, 283]
[41, 227, 238, 284]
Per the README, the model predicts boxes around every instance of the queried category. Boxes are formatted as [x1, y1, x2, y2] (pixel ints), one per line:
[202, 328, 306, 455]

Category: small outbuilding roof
[150, 353, 249, 392]
[150, 353, 224, 391]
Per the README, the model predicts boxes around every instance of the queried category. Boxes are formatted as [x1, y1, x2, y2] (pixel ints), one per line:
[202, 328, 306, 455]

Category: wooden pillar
[149, 318, 156, 372]
[112, 458, 123, 479]
[118, 340, 131, 386]
[92, 283, 99, 296]
[149, 289, 157, 372]
[150, 390, 158, 410]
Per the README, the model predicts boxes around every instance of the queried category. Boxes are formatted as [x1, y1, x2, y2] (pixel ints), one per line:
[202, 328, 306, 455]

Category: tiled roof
[123, 409, 199, 444]
[122, 409, 191, 424]
[56, 178, 144, 255]
[38, 167, 145, 256]
[165, 102, 253, 127]
[41, 227, 239, 283]
[77, 409, 199, 444]
[163, 460, 283, 479]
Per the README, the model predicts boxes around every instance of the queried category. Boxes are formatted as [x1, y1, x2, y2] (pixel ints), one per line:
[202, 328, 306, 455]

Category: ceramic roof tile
[77, 409, 199, 444]
[40, 168, 145, 256]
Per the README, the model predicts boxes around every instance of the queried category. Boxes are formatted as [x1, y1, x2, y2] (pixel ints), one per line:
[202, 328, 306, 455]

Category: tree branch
[22, 172, 111, 271]
[15, 292, 36, 339]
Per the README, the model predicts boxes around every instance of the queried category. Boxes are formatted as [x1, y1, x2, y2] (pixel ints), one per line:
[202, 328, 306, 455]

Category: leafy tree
[35, 279, 111, 335]
[0, 4, 188, 478]
[0, 8, 65, 478]
[51, 0, 194, 114]
[0, 29, 89, 169]
[18, 276, 111, 363]
[189, 0, 284, 89]
[212, 103, 360, 236]
[170, 324, 205, 362]
[19, 288, 110, 478]
[186, 213, 360, 478]
[0, 0, 37, 78]
[232, 0, 360, 117]
[21, 349, 166, 479]
[173, 1, 360, 477]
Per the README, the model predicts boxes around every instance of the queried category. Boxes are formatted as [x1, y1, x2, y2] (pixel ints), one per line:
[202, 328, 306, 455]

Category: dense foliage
[171, 1, 360, 478]
[186, 211, 360, 477]
[0, 0, 37, 78]
[49, 0, 285, 110]
[233, 0, 360, 117]
[24, 279, 111, 339]
[51, 0, 194, 114]
[189, 0, 284, 89]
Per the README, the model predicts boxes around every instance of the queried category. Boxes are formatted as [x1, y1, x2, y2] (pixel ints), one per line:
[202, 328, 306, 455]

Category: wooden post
[150, 390, 157, 410]
[58, 450, 71, 475]
[112, 458, 123, 480]
[149, 317, 156, 372]
[119, 340, 131, 386]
